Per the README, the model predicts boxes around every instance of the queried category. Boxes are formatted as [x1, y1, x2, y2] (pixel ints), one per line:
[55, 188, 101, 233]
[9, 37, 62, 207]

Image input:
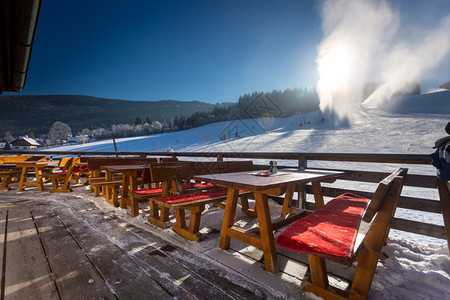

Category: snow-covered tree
[48, 122, 72, 145]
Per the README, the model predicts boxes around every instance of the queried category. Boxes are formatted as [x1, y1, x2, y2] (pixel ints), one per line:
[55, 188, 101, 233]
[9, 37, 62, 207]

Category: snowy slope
[49, 89, 449, 156]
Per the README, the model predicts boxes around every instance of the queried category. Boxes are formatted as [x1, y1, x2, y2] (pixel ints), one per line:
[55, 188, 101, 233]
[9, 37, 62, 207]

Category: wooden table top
[194, 169, 344, 191]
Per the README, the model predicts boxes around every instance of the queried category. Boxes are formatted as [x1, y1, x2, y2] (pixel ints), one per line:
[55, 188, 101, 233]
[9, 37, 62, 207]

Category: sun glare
[318, 46, 353, 91]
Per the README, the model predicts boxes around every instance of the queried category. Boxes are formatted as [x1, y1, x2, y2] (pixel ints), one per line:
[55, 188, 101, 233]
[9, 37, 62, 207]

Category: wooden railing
[2, 150, 448, 247]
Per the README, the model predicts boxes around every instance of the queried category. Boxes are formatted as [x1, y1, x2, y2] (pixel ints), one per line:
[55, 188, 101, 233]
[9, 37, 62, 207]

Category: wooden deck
[0, 180, 361, 300]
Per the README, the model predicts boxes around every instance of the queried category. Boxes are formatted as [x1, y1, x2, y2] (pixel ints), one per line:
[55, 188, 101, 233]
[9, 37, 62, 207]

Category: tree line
[2, 87, 320, 144]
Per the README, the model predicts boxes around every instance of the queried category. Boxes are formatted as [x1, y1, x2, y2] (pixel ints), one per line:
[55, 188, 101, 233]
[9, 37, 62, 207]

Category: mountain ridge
[0, 95, 216, 136]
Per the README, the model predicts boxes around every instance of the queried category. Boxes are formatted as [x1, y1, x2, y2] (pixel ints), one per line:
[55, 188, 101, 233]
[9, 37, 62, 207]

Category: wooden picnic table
[12, 160, 60, 192]
[194, 168, 344, 273]
[101, 165, 147, 208]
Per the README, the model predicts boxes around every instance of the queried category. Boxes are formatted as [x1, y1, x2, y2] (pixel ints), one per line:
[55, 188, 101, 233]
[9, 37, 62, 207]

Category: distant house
[67, 137, 78, 145]
[34, 138, 48, 147]
[10, 136, 40, 150]
[0, 142, 11, 150]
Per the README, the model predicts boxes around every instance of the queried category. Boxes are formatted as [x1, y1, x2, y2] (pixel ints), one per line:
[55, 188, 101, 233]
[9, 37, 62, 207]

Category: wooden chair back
[87, 157, 156, 172]
[363, 168, 408, 222]
[86, 156, 178, 172]
[146, 163, 185, 196]
[58, 157, 73, 171]
[49, 157, 77, 192]
[192, 160, 254, 176]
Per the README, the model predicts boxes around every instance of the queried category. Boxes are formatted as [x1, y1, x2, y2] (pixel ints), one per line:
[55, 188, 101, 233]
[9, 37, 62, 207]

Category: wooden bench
[87, 156, 178, 197]
[142, 161, 255, 241]
[0, 169, 21, 191]
[275, 168, 408, 300]
[130, 161, 255, 217]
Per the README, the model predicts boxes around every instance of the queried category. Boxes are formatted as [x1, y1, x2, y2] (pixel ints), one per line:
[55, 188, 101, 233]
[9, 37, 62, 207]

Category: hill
[0, 95, 215, 136]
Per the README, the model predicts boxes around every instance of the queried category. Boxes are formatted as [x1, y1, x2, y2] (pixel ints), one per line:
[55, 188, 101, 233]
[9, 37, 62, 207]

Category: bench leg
[0, 174, 12, 191]
[130, 194, 139, 217]
[174, 208, 186, 228]
[300, 255, 342, 300]
[73, 173, 81, 184]
[148, 200, 168, 229]
[50, 177, 72, 193]
[349, 248, 380, 299]
[172, 205, 205, 241]
[50, 177, 60, 192]
[308, 255, 329, 288]
[105, 186, 120, 207]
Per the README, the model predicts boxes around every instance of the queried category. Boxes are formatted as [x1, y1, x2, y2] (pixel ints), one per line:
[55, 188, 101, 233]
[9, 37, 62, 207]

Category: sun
[317, 44, 353, 92]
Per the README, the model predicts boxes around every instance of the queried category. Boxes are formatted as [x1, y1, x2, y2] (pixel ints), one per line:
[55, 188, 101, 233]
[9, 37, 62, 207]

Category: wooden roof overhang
[0, 0, 41, 94]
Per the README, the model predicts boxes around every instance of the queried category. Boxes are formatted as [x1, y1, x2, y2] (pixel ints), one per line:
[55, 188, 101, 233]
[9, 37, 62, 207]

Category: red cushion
[158, 188, 228, 204]
[133, 188, 163, 195]
[181, 182, 216, 190]
[53, 171, 67, 175]
[194, 182, 216, 189]
[181, 183, 192, 190]
[73, 166, 88, 173]
[275, 193, 368, 260]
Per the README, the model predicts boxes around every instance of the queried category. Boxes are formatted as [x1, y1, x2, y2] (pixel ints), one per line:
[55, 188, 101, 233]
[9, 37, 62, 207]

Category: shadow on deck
[0, 181, 357, 300]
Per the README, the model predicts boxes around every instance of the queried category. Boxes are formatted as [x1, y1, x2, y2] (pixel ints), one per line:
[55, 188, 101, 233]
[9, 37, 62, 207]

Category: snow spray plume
[316, 0, 450, 121]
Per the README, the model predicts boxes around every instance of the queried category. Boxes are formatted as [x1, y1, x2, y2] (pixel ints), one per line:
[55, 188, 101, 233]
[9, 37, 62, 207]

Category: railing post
[437, 179, 450, 255]
[217, 155, 223, 162]
[294, 156, 308, 208]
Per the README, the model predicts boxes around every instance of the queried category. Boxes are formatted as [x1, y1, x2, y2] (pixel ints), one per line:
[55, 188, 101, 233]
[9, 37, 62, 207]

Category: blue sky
[13, 0, 450, 104]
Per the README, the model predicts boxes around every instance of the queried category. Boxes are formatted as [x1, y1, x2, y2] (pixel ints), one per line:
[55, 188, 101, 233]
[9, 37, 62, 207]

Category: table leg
[34, 166, 44, 191]
[219, 188, 239, 250]
[128, 173, 138, 196]
[281, 184, 296, 216]
[104, 171, 113, 201]
[18, 167, 29, 191]
[254, 192, 278, 273]
[120, 175, 130, 209]
[128, 174, 139, 214]
[311, 181, 325, 210]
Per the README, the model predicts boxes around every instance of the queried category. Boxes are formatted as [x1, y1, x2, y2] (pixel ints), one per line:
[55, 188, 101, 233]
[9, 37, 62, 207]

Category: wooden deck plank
[63, 194, 268, 300]
[126, 226, 272, 300]
[0, 204, 7, 299]
[29, 204, 117, 300]
[203, 246, 303, 299]
[3, 204, 59, 300]
[53, 206, 173, 300]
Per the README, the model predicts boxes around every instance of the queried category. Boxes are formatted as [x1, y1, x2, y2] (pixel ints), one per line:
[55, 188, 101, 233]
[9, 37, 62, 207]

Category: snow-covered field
[48, 90, 450, 299]
[51, 90, 449, 158]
